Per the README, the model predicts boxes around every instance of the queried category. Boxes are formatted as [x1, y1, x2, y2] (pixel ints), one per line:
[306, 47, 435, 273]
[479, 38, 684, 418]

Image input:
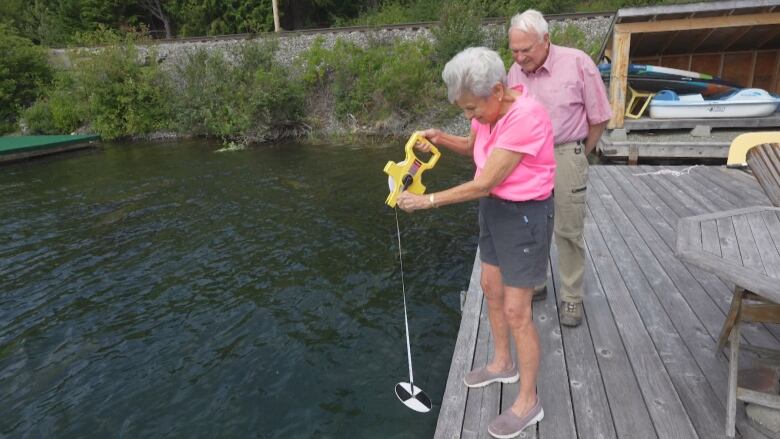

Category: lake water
[0, 139, 479, 438]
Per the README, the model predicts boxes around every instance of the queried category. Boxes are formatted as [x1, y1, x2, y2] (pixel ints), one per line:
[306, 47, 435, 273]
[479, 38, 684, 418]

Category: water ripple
[0, 140, 477, 437]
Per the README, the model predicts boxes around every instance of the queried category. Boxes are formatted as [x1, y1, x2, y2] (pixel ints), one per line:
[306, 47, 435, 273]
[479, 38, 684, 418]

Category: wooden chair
[746, 142, 780, 207]
[718, 287, 780, 437]
[726, 132, 780, 168]
[719, 143, 780, 437]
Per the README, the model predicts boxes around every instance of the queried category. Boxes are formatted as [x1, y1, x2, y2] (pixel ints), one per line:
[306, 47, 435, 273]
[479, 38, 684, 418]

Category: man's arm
[579, 54, 612, 156]
[584, 120, 607, 155]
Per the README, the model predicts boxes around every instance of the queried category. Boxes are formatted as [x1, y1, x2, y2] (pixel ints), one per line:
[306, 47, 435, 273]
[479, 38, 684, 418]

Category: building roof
[611, 0, 780, 57]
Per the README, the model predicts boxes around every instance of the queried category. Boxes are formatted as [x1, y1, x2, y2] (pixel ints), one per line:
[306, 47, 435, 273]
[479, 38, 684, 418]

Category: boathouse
[598, 0, 780, 161]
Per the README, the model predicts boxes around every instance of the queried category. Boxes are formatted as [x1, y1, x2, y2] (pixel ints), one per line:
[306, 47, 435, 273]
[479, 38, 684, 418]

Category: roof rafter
[722, 26, 756, 51]
[689, 27, 718, 52]
[614, 11, 780, 34]
[659, 31, 682, 55]
[755, 26, 780, 49]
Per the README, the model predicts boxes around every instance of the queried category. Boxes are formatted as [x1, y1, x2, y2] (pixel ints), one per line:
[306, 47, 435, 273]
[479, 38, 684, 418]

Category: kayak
[599, 63, 741, 97]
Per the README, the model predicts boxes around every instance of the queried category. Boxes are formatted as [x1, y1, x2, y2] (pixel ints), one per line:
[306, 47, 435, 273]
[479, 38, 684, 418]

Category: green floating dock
[0, 134, 100, 163]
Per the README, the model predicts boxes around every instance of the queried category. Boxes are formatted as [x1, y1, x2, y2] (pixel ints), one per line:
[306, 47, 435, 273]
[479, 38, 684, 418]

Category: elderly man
[507, 9, 611, 327]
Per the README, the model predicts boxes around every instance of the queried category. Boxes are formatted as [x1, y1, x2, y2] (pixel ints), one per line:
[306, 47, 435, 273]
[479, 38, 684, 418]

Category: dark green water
[0, 139, 479, 438]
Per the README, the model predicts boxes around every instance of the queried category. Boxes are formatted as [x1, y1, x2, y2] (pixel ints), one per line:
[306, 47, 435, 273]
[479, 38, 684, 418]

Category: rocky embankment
[50, 15, 613, 141]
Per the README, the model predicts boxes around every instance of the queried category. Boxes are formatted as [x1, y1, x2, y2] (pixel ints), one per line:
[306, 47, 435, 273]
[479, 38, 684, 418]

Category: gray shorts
[478, 196, 554, 288]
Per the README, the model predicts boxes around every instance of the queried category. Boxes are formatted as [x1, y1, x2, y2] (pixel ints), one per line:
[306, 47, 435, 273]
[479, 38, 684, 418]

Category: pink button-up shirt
[507, 44, 611, 145]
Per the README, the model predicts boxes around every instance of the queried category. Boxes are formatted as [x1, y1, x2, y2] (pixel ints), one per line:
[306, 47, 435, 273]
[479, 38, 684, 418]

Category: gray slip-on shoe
[463, 364, 519, 388]
[488, 398, 544, 438]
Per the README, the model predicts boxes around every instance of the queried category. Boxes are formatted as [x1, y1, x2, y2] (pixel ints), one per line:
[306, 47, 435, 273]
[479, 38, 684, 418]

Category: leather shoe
[559, 301, 582, 327]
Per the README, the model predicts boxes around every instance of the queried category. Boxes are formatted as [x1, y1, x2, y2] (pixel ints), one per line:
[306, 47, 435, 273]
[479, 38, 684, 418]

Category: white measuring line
[392, 207, 432, 413]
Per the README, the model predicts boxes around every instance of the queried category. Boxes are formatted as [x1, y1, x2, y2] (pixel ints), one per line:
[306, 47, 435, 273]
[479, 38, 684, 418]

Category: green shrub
[329, 40, 387, 117]
[299, 37, 443, 124]
[550, 23, 601, 60]
[22, 101, 55, 134]
[24, 27, 174, 139]
[299, 37, 337, 86]
[23, 72, 90, 134]
[374, 41, 441, 115]
[76, 42, 172, 139]
[27, 32, 303, 142]
[431, 0, 486, 65]
[0, 24, 53, 133]
[173, 49, 235, 136]
[171, 40, 304, 142]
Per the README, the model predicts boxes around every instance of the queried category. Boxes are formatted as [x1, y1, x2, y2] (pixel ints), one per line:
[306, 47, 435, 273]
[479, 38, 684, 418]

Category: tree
[11, 0, 80, 45]
[137, 0, 173, 38]
[281, 0, 363, 30]
[0, 24, 53, 133]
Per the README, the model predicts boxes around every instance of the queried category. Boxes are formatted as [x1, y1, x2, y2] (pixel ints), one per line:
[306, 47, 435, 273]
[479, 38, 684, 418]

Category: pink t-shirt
[507, 44, 611, 145]
[472, 86, 555, 201]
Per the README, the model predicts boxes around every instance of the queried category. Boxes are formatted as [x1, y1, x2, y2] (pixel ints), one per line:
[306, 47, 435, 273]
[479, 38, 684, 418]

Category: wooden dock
[435, 164, 780, 439]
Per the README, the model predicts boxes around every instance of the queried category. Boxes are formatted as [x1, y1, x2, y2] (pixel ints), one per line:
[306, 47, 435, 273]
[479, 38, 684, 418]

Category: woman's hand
[397, 192, 434, 213]
[416, 129, 443, 151]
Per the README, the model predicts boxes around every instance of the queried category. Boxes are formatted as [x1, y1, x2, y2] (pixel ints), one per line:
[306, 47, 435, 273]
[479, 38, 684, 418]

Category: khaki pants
[540, 142, 588, 303]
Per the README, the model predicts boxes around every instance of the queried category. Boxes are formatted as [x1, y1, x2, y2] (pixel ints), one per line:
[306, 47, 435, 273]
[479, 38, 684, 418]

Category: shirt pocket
[549, 81, 582, 109]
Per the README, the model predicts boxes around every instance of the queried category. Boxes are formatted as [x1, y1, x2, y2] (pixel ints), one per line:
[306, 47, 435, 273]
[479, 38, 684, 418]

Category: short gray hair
[509, 9, 548, 41]
[441, 47, 507, 104]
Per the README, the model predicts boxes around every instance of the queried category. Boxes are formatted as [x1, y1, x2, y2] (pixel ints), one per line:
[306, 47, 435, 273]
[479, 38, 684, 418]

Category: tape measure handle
[405, 133, 441, 171]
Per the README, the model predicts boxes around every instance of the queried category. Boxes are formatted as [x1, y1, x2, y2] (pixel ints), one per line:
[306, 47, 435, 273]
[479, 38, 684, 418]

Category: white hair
[509, 9, 548, 41]
[441, 47, 507, 104]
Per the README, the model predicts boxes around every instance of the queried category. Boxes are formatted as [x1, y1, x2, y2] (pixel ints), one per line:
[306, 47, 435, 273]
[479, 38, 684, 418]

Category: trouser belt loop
[556, 139, 585, 151]
[569, 139, 584, 154]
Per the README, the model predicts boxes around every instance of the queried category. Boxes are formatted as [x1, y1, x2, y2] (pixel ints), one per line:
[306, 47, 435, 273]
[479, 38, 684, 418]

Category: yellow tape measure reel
[383, 132, 441, 208]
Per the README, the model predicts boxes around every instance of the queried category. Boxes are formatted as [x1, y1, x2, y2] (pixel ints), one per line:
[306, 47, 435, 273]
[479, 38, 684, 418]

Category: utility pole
[272, 0, 281, 32]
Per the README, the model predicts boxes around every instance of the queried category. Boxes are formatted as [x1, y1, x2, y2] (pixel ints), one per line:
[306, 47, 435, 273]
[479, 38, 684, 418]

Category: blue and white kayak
[649, 88, 780, 119]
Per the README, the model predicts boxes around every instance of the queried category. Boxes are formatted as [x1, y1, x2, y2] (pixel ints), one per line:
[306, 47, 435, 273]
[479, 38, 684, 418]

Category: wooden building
[602, 0, 780, 131]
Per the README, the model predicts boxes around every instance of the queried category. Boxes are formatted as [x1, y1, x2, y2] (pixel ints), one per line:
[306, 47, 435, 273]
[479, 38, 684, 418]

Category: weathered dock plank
[608, 165, 779, 347]
[585, 195, 699, 438]
[461, 296, 498, 439]
[581, 231, 657, 439]
[434, 165, 780, 439]
[435, 255, 485, 439]
[552, 243, 617, 439]
[534, 266, 576, 439]
[589, 168, 727, 438]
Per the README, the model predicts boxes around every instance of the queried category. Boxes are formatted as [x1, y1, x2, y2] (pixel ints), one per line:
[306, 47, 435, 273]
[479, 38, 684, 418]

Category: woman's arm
[397, 148, 523, 212]
[419, 128, 474, 157]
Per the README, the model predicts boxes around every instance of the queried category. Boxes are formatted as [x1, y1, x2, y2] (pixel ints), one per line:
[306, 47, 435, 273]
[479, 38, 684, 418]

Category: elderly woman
[397, 47, 554, 438]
